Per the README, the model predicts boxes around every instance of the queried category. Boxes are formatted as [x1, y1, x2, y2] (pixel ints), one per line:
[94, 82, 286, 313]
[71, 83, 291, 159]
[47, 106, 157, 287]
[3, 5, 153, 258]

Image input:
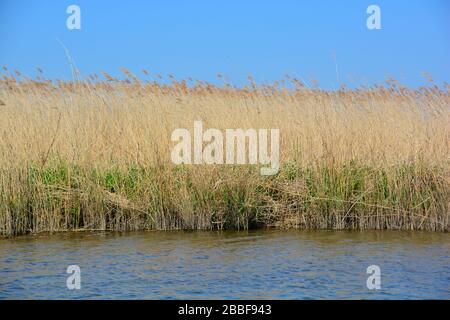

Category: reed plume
[0, 70, 448, 236]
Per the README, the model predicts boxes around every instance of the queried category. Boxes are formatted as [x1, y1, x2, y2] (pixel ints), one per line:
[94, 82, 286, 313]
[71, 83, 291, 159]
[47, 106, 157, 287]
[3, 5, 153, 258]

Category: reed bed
[0, 69, 449, 235]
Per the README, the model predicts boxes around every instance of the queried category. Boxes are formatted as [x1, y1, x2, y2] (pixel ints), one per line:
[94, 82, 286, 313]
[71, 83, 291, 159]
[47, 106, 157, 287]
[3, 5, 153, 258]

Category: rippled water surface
[0, 230, 449, 299]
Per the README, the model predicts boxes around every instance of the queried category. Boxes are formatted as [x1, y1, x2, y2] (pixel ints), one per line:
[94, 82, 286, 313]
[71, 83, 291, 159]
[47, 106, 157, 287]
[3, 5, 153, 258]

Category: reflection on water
[0, 230, 449, 299]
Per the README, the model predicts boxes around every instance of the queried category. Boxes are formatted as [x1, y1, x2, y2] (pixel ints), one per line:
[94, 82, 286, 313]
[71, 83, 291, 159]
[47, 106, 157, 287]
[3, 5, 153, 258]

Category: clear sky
[0, 0, 449, 88]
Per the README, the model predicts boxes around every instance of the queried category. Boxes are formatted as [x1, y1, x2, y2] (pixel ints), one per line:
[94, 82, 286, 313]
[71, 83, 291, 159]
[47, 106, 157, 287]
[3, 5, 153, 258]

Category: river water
[0, 230, 448, 299]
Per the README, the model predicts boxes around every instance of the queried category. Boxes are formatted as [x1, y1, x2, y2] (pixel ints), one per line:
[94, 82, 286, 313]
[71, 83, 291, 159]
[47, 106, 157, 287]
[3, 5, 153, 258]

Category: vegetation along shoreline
[0, 70, 448, 236]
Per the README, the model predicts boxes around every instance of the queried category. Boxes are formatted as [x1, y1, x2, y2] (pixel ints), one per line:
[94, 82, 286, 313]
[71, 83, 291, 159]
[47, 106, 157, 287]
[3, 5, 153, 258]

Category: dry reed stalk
[0, 72, 448, 236]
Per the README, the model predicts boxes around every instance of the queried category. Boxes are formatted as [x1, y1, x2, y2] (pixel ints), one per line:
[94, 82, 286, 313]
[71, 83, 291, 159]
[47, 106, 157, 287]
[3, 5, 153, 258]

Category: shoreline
[2, 227, 449, 240]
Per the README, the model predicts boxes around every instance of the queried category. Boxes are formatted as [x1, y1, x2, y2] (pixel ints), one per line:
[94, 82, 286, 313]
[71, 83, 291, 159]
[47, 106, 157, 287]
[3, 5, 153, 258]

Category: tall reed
[0, 71, 448, 235]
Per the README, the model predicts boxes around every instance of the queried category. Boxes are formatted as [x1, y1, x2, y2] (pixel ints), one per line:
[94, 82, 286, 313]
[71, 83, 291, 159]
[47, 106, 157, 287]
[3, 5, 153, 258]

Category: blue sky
[0, 0, 449, 88]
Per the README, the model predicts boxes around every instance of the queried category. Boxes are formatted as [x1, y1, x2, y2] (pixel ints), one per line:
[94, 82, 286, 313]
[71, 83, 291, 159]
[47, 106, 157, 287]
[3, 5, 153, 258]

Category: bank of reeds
[0, 69, 449, 235]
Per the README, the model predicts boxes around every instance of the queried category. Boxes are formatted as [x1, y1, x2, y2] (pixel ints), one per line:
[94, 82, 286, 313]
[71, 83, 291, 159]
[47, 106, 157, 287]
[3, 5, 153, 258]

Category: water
[0, 230, 448, 299]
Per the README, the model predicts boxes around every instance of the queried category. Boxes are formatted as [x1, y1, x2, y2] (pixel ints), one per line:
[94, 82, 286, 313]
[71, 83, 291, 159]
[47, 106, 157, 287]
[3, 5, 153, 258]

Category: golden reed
[0, 69, 448, 235]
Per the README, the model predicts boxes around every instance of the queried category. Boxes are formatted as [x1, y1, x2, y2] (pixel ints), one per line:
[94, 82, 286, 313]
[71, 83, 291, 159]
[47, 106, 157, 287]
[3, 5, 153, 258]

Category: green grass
[0, 161, 448, 236]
